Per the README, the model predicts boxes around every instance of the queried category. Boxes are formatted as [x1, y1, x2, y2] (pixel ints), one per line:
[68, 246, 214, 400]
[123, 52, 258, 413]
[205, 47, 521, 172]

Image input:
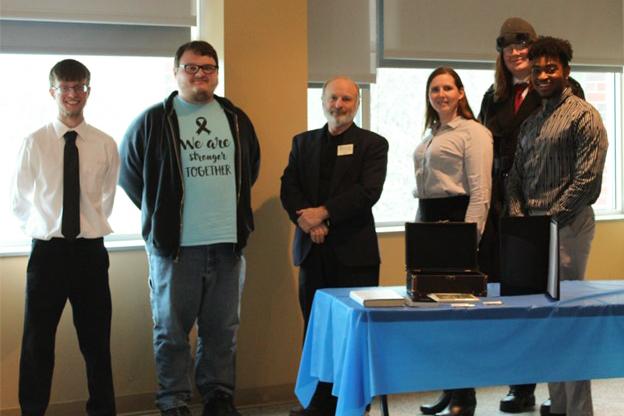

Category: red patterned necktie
[513, 83, 528, 114]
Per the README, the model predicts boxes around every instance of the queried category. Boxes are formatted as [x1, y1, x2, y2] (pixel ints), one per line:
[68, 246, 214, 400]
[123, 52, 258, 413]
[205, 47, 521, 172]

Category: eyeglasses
[178, 64, 219, 75]
[52, 84, 89, 94]
[503, 41, 530, 54]
[496, 33, 532, 52]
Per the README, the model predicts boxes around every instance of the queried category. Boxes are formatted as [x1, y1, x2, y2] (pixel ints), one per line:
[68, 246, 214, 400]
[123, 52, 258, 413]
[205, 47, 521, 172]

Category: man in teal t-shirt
[174, 96, 237, 246]
[119, 41, 260, 416]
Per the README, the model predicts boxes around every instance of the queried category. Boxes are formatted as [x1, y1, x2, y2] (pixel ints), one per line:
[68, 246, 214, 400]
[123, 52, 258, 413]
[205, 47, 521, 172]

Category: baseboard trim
[0, 384, 297, 416]
[236, 383, 297, 408]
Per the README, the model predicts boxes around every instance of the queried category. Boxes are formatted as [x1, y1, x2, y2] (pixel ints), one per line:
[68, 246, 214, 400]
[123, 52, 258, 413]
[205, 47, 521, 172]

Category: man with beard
[507, 36, 608, 416]
[280, 76, 388, 415]
[119, 41, 260, 416]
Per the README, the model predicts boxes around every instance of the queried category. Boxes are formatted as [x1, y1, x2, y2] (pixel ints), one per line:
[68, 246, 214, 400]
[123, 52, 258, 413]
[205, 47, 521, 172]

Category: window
[571, 71, 621, 214]
[307, 66, 623, 228]
[0, 53, 178, 253]
[369, 67, 494, 225]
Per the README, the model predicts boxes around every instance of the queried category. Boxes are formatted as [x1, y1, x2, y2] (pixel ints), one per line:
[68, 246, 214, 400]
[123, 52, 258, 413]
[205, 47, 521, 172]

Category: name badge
[337, 144, 354, 156]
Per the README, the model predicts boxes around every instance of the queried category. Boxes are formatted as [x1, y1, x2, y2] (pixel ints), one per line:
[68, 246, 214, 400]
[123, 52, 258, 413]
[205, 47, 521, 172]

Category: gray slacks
[548, 206, 595, 416]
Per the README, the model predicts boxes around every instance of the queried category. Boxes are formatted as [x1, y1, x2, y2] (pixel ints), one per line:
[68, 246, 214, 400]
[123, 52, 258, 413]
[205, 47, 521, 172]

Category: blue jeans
[147, 243, 245, 411]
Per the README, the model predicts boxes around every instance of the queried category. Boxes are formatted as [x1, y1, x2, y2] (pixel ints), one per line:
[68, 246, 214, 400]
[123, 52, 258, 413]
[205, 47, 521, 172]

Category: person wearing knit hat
[478, 17, 585, 416]
[496, 17, 537, 55]
[476, 19, 540, 414]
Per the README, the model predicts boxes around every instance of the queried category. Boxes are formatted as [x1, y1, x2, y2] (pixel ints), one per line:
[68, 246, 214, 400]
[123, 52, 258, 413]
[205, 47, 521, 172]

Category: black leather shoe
[289, 404, 305, 416]
[202, 390, 241, 416]
[420, 391, 452, 415]
[289, 404, 326, 416]
[435, 403, 476, 416]
[499, 388, 535, 413]
[161, 407, 191, 416]
[291, 382, 337, 416]
[540, 399, 566, 416]
[435, 390, 476, 416]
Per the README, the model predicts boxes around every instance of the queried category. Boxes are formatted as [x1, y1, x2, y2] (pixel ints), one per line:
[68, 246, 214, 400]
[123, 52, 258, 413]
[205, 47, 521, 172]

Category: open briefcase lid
[499, 215, 560, 300]
[405, 222, 478, 272]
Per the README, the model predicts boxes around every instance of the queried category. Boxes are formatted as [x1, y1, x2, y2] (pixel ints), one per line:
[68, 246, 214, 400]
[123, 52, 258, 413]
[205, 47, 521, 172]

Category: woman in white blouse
[414, 67, 493, 238]
[414, 67, 493, 416]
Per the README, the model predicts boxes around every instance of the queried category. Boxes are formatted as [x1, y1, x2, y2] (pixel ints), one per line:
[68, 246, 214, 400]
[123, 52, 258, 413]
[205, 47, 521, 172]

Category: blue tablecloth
[294, 281, 624, 416]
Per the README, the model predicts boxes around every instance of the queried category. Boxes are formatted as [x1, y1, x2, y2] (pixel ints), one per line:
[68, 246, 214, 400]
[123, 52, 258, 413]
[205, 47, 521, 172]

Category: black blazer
[280, 124, 388, 267]
[479, 85, 541, 177]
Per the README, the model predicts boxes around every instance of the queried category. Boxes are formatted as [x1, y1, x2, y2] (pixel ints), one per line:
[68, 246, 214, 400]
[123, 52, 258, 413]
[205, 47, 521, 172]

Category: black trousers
[298, 243, 379, 333]
[19, 238, 116, 416]
[298, 243, 379, 413]
[477, 185, 537, 396]
[478, 174, 506, 283]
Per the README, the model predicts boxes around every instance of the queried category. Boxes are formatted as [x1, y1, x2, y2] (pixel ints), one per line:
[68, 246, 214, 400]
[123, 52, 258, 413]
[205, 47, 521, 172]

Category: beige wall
[1, 1, 624, 415]
[222, 0, 307, 402]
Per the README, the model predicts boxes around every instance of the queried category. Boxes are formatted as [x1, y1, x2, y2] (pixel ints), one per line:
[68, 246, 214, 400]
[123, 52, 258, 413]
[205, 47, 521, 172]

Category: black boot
[540, 399, 566, 416]
[499, 385, 536, 413]
[420, 391, 452, 415]
[289, 382, 336, 416]
[435, 389, 476, 416]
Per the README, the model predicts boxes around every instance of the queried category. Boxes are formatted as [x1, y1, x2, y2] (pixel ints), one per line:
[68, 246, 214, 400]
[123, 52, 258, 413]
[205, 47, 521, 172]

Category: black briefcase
[405, 222, 487, 301]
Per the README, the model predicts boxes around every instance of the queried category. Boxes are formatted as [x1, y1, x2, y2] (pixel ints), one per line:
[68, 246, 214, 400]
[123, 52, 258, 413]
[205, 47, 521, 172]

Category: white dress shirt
[11, 119, 120, 240]
[413, 116, 493, 236]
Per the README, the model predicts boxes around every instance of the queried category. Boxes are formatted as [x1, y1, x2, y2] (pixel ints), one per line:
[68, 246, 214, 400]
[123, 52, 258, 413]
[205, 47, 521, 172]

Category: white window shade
[381, 0, 624, 67]
[0, 0, 195, 26]
[0, 0, 194, 56]
[1, 21, 190, 56]
[308, 0, 376, 83]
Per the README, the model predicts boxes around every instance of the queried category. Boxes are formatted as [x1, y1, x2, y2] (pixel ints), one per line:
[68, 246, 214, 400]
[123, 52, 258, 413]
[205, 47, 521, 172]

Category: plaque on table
[405, 222, 487, 301]
[499, 215, 560, 300]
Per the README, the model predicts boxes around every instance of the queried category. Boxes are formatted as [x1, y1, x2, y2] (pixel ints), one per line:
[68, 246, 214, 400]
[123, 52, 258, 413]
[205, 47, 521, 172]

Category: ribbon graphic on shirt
[195, 117, 211, 135]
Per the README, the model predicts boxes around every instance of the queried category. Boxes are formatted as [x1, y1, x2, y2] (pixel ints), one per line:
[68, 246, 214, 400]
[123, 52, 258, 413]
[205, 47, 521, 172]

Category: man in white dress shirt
[11, 59, 119, 416]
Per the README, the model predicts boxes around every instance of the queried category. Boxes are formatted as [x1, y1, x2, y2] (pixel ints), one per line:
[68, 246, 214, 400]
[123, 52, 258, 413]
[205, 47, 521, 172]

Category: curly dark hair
[528, 36, 573, 67]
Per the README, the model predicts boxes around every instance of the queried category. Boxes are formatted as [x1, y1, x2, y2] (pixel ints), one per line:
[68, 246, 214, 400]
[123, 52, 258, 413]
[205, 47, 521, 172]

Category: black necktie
[62, 130, 80, 240]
